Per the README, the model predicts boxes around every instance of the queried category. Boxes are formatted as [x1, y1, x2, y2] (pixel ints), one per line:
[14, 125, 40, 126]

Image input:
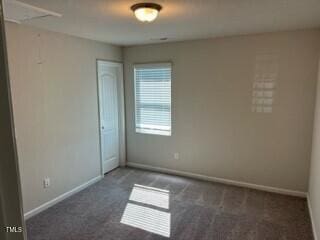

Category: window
[134, 63, 172, 136]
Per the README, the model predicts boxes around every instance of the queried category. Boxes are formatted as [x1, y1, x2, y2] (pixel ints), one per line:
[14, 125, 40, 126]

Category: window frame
[133, 62, 172, 136]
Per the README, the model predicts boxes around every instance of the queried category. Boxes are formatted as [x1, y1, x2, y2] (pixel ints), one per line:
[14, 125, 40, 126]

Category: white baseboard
[127, 162, 307, 198]
[307, 194, 319, 240]
[24, 175, 103, 219]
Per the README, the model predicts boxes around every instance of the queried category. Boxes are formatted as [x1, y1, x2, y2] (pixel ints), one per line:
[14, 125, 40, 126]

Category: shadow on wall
[0, 1, 25, 239]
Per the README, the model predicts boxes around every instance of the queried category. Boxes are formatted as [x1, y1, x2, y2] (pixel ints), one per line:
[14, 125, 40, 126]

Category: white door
[97, 61, 122, 174]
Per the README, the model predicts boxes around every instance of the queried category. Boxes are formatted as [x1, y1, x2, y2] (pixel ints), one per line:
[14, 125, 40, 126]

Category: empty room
[1, 0, 320, 239]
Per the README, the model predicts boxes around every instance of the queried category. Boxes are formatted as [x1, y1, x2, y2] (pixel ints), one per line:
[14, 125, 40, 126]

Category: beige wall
[309, 59, 320, 240]
[124, 30, 320, 192]
[5, 23, 122, 213]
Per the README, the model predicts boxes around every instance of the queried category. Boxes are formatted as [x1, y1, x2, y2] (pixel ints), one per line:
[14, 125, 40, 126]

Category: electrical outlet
[43, 177, 50, 188]
[174, 152, 179, 160]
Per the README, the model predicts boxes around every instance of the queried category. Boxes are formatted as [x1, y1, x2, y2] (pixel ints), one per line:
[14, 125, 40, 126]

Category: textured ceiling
[9, 0, 320, 46]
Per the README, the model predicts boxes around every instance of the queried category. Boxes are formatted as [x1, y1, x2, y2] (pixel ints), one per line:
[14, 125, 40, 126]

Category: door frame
[96, 59, 126, 176]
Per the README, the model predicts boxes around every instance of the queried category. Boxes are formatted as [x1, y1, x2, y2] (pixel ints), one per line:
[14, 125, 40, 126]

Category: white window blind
[134, 63, 172, 136]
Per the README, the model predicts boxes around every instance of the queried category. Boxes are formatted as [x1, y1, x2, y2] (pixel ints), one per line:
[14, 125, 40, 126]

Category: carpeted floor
[26, 167, 313, 240]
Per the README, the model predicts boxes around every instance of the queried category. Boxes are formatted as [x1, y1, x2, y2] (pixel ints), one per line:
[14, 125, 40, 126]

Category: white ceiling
[9, 0, 320, 46]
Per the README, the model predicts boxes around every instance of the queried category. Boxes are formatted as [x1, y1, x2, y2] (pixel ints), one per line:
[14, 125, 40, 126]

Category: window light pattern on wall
[252, 54, 278, 113]
[134, 63, 172, 136]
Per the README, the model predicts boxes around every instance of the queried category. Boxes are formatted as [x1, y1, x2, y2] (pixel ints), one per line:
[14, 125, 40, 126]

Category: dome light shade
[131, 3, 162, 22]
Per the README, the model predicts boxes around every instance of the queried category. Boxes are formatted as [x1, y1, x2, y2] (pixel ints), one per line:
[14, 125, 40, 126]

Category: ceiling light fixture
[131, 3, 162, 22]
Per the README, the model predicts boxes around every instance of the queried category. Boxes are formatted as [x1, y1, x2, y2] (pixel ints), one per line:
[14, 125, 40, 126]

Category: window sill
[136, 128, 171, 136]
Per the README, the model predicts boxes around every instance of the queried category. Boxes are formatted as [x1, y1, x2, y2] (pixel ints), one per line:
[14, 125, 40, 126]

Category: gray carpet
[26, 167, 313, 240]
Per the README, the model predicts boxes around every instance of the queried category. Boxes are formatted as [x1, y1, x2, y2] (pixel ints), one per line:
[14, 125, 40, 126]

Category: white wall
[124, 30, 320, 192]
[309, 59, 320, 240]
[5, 23, 122, 213]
